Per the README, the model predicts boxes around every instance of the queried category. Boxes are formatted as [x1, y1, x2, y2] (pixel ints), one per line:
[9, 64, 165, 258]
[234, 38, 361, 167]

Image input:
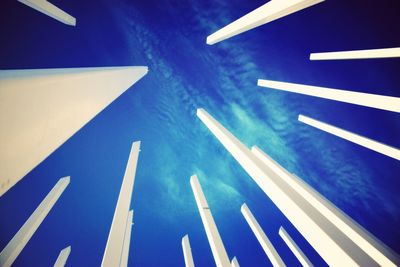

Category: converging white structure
[257, 79, 400, 113]
[0, 176, 70, 267]
[182, 235, 195, 267]
[0, 66, 148, 197]
[241, 203, 285, 267]
[299, 115, 400, 161]
[190, 175, 231, 267]
[102, 141, 141, 267]
[53, 246, 71, 267]
[231, 257, 240, 267]
[206, 0, 324, 45]
[279, 227, 313, 267]
[18, 0, 76, 26]
[310, 47, 400, 60]
[197, 108, 400, 266]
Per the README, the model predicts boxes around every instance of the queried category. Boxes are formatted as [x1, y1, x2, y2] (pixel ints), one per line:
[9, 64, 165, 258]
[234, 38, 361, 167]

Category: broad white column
[190, 175, 231, 267]
[231, 257, 240, 267]
[182, 235, 195, 267]
[120, 210, 134, 267]
[206, 0, 324, 45]
[299, 115, 400, 160]
[310, 47, 400, 60]
[279, 227, 313, 267]
[18, 0, 76, 26]
[0, 66, 148, 197]
[196, 108, 399, 266]
[0, 177, 70, 267]
[53, 246, 71, 267]
[257, 79, 400, 113]
[241, 204, 285, 267]
[102, 141, 141, 267]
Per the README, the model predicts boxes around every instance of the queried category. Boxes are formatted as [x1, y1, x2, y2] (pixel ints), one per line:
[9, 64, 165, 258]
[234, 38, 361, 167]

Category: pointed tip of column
[298, 114, 306, 122]
[182, 234, 189, 243]
[278, 226, 285, 235]
[196, 108, 205, 116]
[240, 203, 248, 212]
[190, 174, 198, 185]
[65, 246, 71, 252]
[60, 176, 71, 184]
[66, 17, 76, 26]
[256, 79, 262, 86]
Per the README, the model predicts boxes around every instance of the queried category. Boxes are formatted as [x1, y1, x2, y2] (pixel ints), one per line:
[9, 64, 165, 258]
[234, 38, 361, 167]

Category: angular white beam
[197, 108, 399, 266]
[252, 146, 400, 266]
[182, 235, 195, 267]
[0, 177, 70, 267]
[120, 210, 134, 267]
[53, 246, 71, 267]
[279, 227, 313, 267]
[102, 141, 141, 267]
[18, 0, 76, 26]
[206, 0, 324, 45]
[257, 79, 400, 113]
[0, 66, 148, 197]
[241, 203, 285, 267]
[299, 115, 400, 161]
[310, 47, 400, 60]
[190, 175, 231, 267]
[231, 257, 240, 267]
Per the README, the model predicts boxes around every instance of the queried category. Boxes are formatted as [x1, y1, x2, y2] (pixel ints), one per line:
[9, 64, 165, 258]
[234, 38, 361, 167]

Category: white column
[206, 0, 324, 45]
[0, 177, 70, 267]
[257, 79, 400, 113]
[18, 0, 76, 26]
[196, 108, 399, 266]
[120, 210, 134, 267]
[310, 47, 400, 60]
[190, 175, 231, 267]
[182, 235, 195, 267]
[53, 246, 71, 267]
[299, 115, 400, 160]
[279, 227, 313, 267]
[102, 141, 141, 267]
[231, 257, 240, 267]
[241, 204, 285, 267]
[0, 66, 148, 197]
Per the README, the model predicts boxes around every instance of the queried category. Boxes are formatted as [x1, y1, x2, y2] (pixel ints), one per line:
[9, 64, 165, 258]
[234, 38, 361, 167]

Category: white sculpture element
[53, 246, 71, 267]
[299, 115, 400, 160]
[18, 0, 76, 26]
[196, 108, 399, 266]
[310, 47, 400, 60]
[257, 79, 400, 113]
[206, 0, 324, 45]
[0, 66, 148, 197]
[182, 235, 195, 267]
[241, 203, 285, 267]
[190, 175, 231, 267]
[102, 141, 141, 267]
[0, 176, 70, 267]
[231, 257, 240, 267]
[120, 210, 134, 267]
[279, 227, 313, 267]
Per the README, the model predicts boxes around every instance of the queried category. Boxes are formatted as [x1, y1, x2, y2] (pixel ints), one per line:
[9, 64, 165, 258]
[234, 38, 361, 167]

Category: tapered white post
[182, 235, 195, 267]
[0, 177, 70, 267]
[18, 0, 76, 26]
[279, 227, 313, 267]
[190, 175, 231, 267]
[299, 115, 400, 160]
[241, 204, 285, 267]
[102, 141, 140, 267]
[310, 47, 400, 60]
[206, 0, 324, 45]
[53, 246, 71, 267]
[257, 79, 400, 113]
[196, 108, 399, 266]
[231, 257, 240, 267]
[120, 210, 134, 267]
[0, 66, 148, 197]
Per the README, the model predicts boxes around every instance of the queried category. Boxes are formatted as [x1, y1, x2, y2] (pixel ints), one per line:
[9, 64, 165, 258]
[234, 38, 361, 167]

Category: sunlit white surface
[0, 66, 148, 197]
[279, 227, 313, 267]
[182, 235, 195, 267]
[231, 257, 240, 267]
[310, 47, 400, 60]
[120, 210, 134, 267]
[53, 246, 71, 267]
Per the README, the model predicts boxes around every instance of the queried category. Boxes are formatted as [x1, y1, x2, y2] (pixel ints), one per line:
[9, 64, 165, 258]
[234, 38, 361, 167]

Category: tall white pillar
[279, 227, 313, 267]
[0, 66, 148, 197]
[310, 47, 400, 60]
[0, 176, 70, 267]
[120, 210, 134, 267]
[190, 175, 231, 267]
[182, 235, 195, 267]
[102, 141, 141, 267]
[53, 246, 71, 267]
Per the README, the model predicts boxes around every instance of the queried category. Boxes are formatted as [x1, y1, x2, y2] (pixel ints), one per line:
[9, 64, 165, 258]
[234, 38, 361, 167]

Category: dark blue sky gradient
[1, 0, 400, 266]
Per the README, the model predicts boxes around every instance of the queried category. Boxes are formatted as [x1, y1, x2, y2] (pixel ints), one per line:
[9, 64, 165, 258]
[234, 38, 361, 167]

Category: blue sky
[1, 0, 400, 266]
